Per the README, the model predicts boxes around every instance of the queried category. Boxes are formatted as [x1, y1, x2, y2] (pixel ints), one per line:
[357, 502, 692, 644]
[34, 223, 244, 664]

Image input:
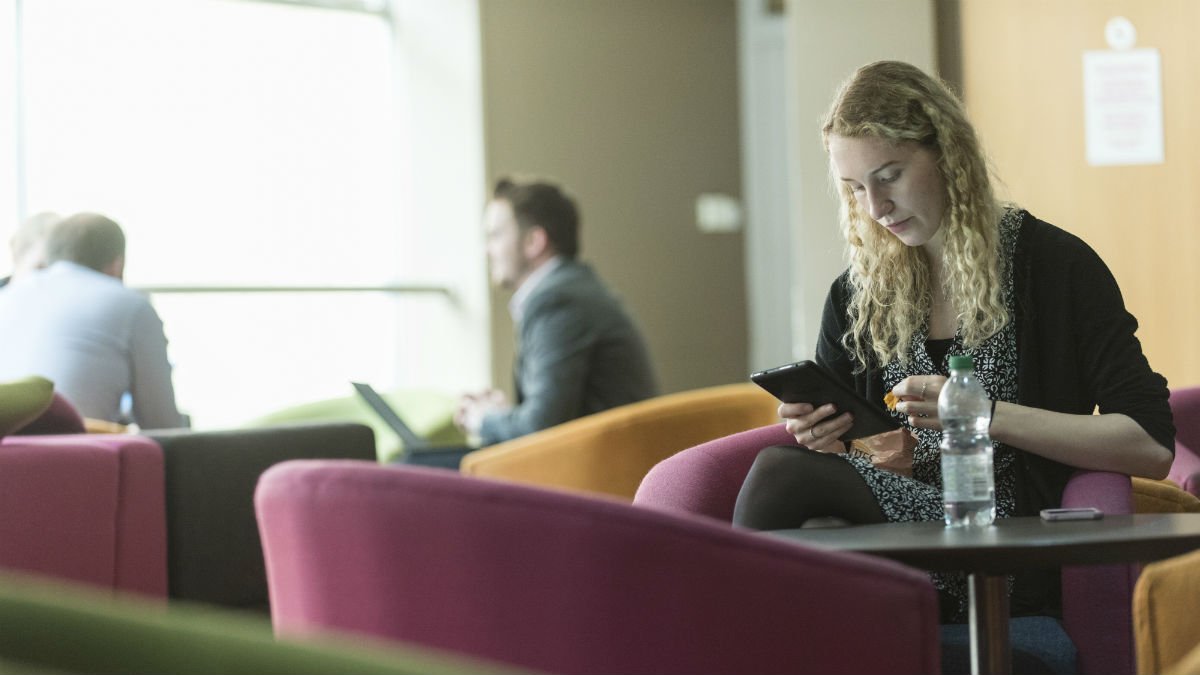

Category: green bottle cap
[948, 355, 974, 370]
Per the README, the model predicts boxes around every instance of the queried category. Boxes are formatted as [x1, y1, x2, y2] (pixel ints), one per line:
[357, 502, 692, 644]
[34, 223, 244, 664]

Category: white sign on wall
[1082, 17, 1164, 167]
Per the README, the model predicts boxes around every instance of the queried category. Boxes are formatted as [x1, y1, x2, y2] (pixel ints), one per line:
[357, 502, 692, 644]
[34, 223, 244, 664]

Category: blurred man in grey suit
[456, 177, 658, 445]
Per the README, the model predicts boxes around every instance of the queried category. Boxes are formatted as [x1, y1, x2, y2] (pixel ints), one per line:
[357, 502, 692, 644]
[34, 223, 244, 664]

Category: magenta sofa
[256, 460, 941, 675]
[0, 433, 166, 597]
[12, 392, 377, 612]
[634, 423, 1139, 675]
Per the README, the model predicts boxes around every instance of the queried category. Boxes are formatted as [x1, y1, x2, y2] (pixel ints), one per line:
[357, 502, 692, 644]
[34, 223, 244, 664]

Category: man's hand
[454, 389, 509, 437]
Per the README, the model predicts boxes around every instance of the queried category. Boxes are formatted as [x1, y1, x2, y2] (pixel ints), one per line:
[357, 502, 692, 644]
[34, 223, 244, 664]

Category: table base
[969, 573, 1011, 675]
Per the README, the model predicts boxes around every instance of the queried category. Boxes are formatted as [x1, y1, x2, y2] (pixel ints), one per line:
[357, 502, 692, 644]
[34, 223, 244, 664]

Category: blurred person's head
[9, 211, 62, 279]
[485, 177, 580, 289]
[45, 212, 126, 280]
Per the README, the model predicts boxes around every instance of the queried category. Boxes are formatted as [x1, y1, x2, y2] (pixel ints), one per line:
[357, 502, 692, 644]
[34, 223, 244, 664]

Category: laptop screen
[350, 382, 429, 451]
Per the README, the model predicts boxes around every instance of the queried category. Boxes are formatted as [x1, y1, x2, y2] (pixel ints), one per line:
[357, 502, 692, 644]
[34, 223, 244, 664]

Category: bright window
[7, 0, 464, 427]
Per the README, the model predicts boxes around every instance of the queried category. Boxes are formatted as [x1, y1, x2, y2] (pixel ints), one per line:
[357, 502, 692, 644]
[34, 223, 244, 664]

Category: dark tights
[732, 445, 887, 530]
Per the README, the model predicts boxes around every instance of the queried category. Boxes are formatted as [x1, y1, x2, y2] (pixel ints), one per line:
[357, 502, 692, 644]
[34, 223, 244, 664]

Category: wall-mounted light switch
[695, 193, 743, 233]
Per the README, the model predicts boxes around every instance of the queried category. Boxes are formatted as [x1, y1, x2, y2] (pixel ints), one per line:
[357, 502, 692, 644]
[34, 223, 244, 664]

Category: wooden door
[959, 0, 1200, 388]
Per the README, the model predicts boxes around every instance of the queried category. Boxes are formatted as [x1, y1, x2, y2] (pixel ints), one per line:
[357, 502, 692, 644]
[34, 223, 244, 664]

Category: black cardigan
[815, 210, 1175, 517]
[816, 211, 1174, 615]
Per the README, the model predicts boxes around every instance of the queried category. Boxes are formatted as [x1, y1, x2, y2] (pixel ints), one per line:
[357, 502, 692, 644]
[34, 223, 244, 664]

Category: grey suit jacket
[479, 260, 657, 445]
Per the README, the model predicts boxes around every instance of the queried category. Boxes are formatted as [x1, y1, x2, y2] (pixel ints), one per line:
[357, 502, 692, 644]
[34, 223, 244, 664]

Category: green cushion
[242, 389, 464, 463]
[0, 376, 54, 437]
[0, 571, 525, 675]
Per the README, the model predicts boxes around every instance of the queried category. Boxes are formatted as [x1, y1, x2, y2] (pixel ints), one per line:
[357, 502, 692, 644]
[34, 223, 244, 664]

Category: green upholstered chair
[243, 388, 464, 463]
[0, 570, 527, 675]
[0, 375, 55, 437]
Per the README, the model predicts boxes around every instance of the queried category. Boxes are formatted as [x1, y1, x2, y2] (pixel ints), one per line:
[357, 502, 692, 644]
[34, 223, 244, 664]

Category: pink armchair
[634, 423, 1138, 675]
[256, 460, 941, 675]
[1168, 386, 1200, 496]
[13, 391, 376, 612]
[0, 433, 166, 597]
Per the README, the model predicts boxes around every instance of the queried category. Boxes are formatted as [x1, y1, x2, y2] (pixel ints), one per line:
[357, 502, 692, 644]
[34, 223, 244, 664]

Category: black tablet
[750, 360, 900, 441]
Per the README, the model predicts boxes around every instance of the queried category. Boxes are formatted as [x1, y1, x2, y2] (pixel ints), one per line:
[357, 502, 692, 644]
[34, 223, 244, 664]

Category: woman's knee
[748, 444, 818, 471]
[734, 444, 882, 529]
[744, 444, 842, 480]
[734, 445, 815, 529]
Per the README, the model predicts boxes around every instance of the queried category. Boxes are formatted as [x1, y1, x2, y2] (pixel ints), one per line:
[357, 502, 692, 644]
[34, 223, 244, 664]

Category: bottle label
[942, 454, 993, 501]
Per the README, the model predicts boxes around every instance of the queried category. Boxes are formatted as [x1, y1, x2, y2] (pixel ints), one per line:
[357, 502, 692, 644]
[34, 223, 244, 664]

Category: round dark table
[768, 513, 1200, 675]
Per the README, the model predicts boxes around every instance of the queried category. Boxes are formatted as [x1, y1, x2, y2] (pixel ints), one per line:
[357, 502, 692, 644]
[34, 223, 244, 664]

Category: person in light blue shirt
[0, 212, 184, 429]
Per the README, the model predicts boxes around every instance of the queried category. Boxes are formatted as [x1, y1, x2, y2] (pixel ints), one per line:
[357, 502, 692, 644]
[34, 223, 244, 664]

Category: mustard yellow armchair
[1134, 548, 1200, 675]
[459, 383, 780, 500]
[1132, 477, 1200, 514]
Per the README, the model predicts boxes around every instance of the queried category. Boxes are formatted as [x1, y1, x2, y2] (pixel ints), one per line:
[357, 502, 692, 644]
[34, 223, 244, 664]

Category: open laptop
[351, 382, 478, 469]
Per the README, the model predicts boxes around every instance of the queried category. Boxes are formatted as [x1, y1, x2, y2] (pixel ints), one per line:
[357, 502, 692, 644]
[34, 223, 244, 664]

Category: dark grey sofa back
[148, 422, 375, 613]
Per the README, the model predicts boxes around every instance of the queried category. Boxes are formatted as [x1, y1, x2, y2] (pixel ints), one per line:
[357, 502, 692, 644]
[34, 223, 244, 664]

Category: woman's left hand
[891, 375, 948, 431]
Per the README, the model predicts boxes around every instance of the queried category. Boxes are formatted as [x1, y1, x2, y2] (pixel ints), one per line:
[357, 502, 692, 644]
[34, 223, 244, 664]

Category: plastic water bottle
[938, 355, 995, 527]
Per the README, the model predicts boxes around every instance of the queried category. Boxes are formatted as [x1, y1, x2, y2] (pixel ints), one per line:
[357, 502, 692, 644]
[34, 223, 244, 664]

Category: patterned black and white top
[840, 208, 1024, 619]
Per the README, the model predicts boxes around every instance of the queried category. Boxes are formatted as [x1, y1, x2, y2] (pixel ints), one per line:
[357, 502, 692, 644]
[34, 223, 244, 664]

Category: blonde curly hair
[822, 60, 1007, 370]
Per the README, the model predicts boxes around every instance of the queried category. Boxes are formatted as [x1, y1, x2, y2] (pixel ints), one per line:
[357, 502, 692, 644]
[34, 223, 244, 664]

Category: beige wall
[786, 0, 936, 360]
[478, 0, 747, 396]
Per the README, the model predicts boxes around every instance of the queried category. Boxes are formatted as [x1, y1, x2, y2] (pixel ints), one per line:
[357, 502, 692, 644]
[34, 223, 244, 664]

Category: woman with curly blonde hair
[733, 61, 1175, 622]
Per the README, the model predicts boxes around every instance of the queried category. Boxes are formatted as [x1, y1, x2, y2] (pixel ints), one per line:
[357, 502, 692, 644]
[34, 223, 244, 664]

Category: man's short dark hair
[44, 213, 126, 272]
[493, 177, 580, 259]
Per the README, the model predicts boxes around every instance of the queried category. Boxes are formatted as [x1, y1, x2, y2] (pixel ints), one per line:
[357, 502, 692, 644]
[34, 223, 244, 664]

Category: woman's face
[828, 134, 948, 250]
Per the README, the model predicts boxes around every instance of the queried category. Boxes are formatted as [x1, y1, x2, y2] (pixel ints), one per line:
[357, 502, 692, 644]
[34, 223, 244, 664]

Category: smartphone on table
[1040, 507, 1104, 521]
[750, 360, 900, 442]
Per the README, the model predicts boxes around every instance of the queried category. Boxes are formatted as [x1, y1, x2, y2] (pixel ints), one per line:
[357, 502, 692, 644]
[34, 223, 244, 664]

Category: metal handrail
[134, 283, 455, 301]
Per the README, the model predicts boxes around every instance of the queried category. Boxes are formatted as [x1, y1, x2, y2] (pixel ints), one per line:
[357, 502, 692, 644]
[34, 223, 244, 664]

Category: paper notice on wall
[1082, 48, 1164, 166]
